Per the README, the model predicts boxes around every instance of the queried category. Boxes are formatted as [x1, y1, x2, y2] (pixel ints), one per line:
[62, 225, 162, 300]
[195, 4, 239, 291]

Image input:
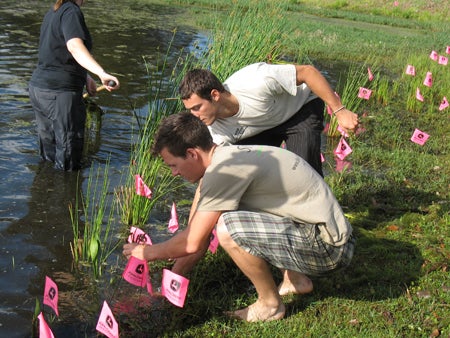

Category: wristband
[332, 106, 345, 115]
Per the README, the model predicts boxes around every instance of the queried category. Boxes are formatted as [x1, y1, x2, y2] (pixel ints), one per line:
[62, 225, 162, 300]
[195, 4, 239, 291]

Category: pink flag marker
[358, 87, 372, 100]
[334, 137, 352, 160]
[38, 312, 55, 338]
[405, 64, 416, 76]
[423, 72, 432, 87]
[320, 153, 325, 163]
[368, 67, 374, 81]
[438, 55, 448, 65]
[161, 269, 189, 308]
[128, 226, 152, 245]
[43, 276, 59, 316]
[208, 228, 219, 254]
[326, 105, 333, 116]
[337, 125, 349, 138]
[410, 129, 429, 146]
[168, 202, 179, 233]
[439, 97, 449, 111]
[96, 301, 119, 338]
[123, 256, 149, 288]
[416, 87, 424, 102]
[335, 158, 352, 172]
[135, 174, 152, 199]
[446, 46, 450, 54]
[429, 50, 438, 61]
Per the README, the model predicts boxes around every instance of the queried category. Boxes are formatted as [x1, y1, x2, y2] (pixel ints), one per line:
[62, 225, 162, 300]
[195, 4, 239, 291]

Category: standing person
[123, 112, 355, 322]
[29, 0, 120, 171]
[179, 62, 359, 176]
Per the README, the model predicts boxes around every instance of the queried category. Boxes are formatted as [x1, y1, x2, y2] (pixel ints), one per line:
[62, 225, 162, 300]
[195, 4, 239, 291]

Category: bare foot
[278, 270, 313, 296]
[226, 301, 285, 322]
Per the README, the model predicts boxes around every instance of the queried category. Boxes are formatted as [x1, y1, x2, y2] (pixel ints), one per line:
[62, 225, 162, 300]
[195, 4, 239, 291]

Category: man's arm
[295, 65, 358, 131]
[123, 209, 221, 263]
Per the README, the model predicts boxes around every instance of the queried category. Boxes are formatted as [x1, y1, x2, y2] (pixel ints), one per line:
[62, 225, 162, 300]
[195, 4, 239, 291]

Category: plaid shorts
[222, 211, 355, 276]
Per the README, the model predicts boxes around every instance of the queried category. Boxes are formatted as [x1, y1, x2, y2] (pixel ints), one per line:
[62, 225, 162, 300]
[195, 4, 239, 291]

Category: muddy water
[0, 1, 205, 336]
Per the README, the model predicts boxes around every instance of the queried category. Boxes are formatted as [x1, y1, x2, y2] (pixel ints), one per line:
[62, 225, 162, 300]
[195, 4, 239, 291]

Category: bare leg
[278, 269, 313, 296]
[216, 217, 285, 322]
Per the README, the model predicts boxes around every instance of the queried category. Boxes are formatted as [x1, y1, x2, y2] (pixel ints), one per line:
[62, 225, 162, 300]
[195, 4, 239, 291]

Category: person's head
[179, 69, 226, 126]
[152, 112, 215, 183]
[54, 0, 84, 11]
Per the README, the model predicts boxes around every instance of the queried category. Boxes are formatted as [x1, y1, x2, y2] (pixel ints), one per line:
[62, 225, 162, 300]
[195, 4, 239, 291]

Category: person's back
[198, 144, 352, 246]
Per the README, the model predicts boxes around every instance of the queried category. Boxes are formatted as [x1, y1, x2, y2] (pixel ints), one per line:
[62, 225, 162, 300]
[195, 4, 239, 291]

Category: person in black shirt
[29, 0, 119, 170]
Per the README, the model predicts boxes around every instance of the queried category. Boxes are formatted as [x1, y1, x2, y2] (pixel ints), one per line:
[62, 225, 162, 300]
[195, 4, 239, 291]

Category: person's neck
[217, 91, 239, 119]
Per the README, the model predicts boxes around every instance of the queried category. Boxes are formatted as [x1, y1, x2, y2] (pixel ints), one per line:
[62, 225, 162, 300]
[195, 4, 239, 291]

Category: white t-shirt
[209, 62, 317, 145]
[197, 145, 352, 246]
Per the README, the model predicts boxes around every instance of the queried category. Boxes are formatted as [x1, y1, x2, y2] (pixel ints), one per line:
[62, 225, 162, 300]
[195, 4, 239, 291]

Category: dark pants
[235, 98, 325, 176]
[29, 84, 86, 171]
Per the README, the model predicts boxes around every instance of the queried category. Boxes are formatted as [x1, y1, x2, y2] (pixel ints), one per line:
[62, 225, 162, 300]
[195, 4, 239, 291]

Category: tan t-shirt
[197, 145, 352, 246]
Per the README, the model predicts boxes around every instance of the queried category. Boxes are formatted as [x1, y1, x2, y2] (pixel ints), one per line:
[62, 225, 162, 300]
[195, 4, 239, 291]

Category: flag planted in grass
[43, 276, 59, 316]
[416, 88, 424, 102]
[368, 67, 374, 81]
[38, 312, 55, 338]
[128, 226, 152, 245]
[168, 202, 179, 233]
[405, 64, 416, 76]
[438, 55, 448, 65]
[439, 97, 449, 111]
[358, 87, 372, 100]
[423, 72, 433, 87]
[410, 129, 430, 146]
[123, 256, 149, 288]
[429, 50, 438, 61]
[135, 174, 152, 199]
[96, 301, 119, 338]
[334, 137, 352, 160]
[161, 269, 189, 308]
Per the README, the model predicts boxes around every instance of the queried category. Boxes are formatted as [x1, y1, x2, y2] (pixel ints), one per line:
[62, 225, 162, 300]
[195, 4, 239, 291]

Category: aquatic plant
[69, 160, 119, 278]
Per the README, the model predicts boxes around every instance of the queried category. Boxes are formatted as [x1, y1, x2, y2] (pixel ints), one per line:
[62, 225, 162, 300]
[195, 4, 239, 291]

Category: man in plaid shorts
[123, 112, 355, 322]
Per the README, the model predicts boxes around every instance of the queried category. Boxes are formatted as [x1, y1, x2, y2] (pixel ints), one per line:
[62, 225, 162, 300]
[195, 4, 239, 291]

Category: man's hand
[335, 108, 359, 132]
[123, 243, 147, 260]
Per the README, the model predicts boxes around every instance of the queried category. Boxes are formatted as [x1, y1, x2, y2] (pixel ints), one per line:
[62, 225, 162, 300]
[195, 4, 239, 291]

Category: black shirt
[30, 2, 92, 91]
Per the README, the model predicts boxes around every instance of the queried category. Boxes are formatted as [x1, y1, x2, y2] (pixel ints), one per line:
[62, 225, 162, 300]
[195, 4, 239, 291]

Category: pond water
[0, 1, 206, 336]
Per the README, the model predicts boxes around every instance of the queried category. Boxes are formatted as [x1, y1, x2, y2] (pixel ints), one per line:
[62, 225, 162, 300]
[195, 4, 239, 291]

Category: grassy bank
[111, 1, 449, 336]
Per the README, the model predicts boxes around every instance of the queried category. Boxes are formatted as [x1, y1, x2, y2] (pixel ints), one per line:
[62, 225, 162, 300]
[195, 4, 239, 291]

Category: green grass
[78, 0, 449, 336]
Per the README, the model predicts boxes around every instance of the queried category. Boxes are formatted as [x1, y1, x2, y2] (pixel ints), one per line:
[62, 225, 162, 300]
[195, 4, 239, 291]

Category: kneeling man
[123, 112, 355, 322]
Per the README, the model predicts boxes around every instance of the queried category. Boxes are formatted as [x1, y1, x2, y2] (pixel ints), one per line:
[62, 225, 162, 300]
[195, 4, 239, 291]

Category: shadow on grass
[117, 225, 423, 336]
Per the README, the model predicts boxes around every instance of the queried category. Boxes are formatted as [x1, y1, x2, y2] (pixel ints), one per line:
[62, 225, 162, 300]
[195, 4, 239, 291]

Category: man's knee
[216, 215, 233, 248]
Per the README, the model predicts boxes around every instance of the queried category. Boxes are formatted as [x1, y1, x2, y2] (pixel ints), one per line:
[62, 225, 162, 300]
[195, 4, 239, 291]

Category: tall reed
[69, 160, 119, 278]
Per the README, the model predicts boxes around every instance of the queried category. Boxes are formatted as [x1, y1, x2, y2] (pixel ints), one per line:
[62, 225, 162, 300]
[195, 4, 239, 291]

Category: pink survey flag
[368, 67, 374, 81]
[446, 46, 450, 54]
[416, 88, 424, 102]
[123, 256, 149, 288]
[38, 312, 55, 338]
[429, 50, 438, 61]
[168, 202, 179, 233]
[326, 104, 333, 116]
[161, 269, 190, 308]
[334, 137, 352, 160]
[280, 140, 287, 149]
[358, 87, 372, 100]
[96, 301, 119, 338]
[335, 158, 352, 172]
[423, 72, 432, 87]
[135, 174, 152, 199]
[438, 55, 448, 65]
[337, 125, 349, 138]
[208, 228, 219, 254]
[128, 226, 152, 245]
[410, 129, 429, 146]
[439, 97, 449, 111]
[320, 153, 326, 163]
[405, 64, 416, 76]
[43, 276, 59, 316]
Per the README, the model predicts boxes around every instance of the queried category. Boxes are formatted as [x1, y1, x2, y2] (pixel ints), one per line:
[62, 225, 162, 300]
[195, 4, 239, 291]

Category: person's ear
[210, 89, 220, 102]
[186, 148, 198, 159]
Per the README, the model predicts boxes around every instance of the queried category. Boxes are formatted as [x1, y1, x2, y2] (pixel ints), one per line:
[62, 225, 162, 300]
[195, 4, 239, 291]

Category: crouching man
[123, 111, 355, 322]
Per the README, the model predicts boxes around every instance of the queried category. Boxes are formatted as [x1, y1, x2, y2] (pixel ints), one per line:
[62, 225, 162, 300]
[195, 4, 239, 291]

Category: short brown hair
[179, 69, 225, 101]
